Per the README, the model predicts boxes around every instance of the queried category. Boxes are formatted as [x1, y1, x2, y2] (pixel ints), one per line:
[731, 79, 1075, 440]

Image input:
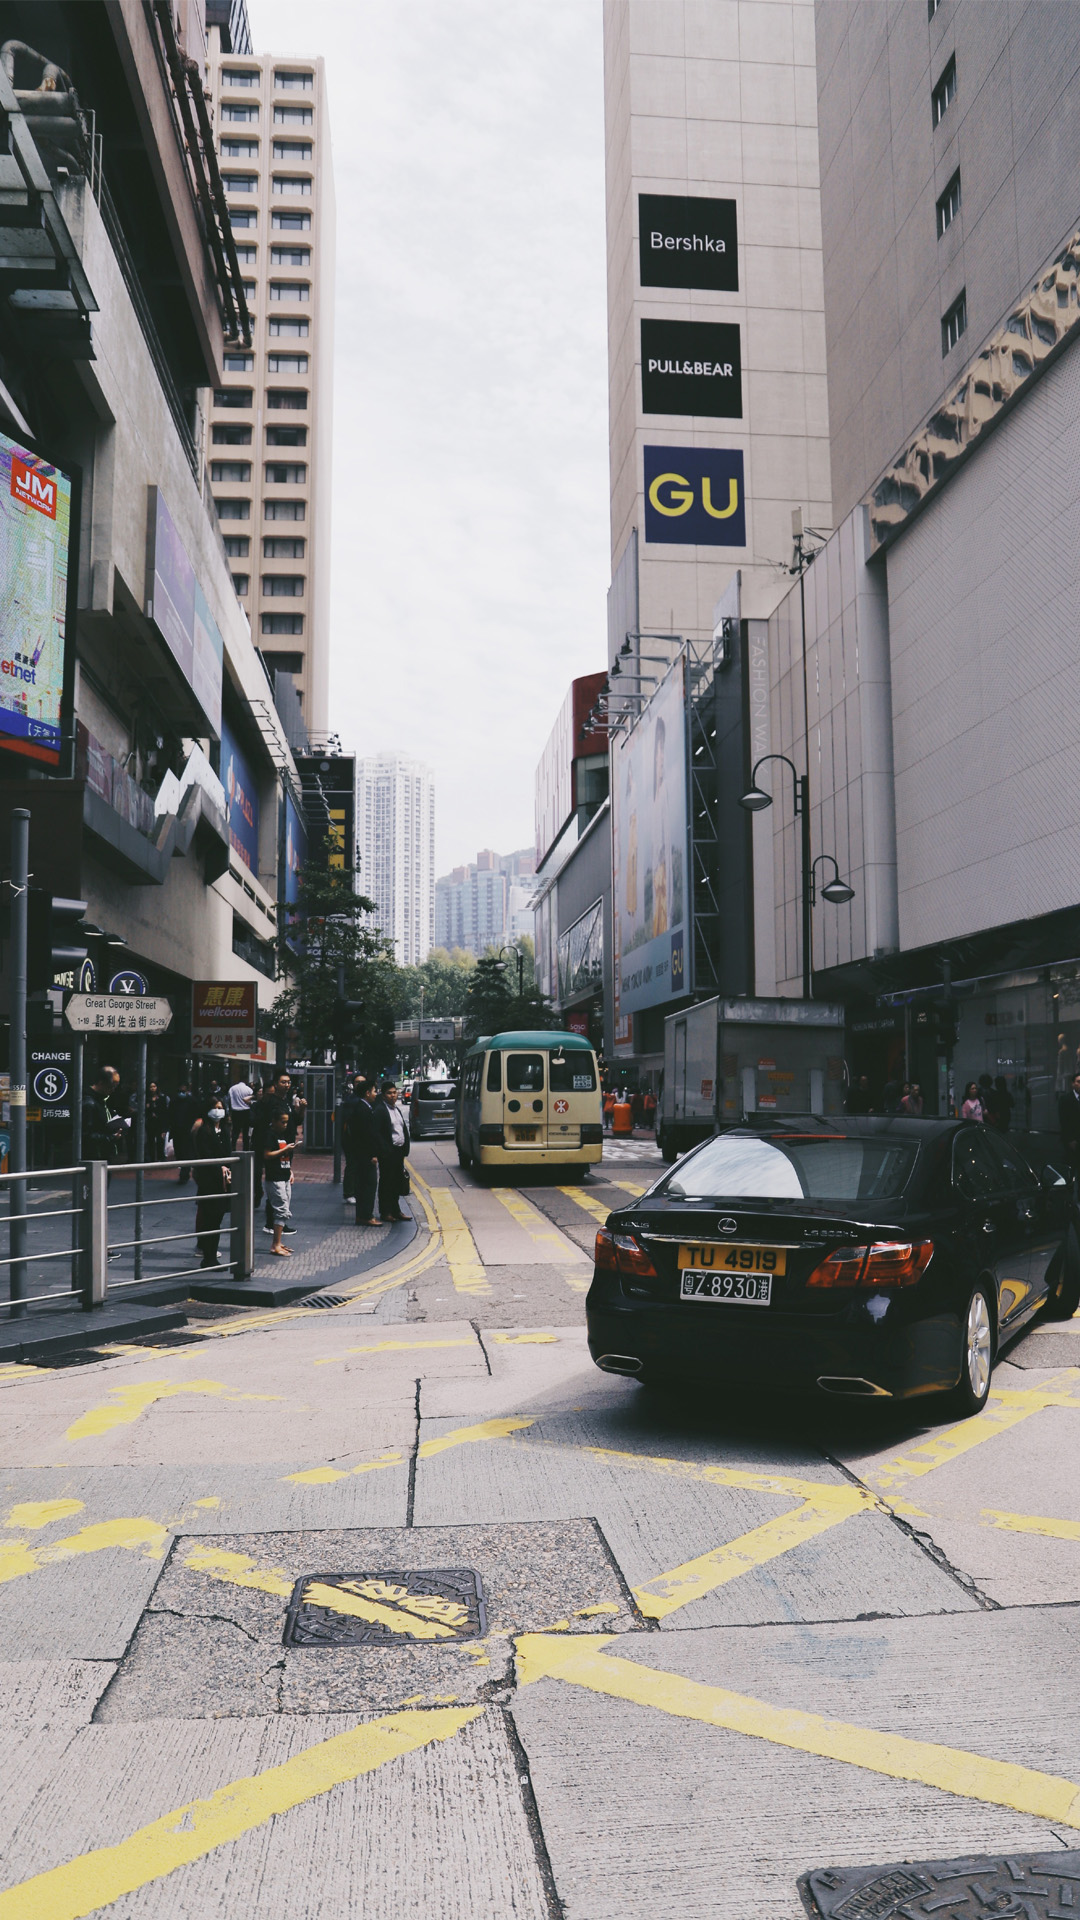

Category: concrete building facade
[435, 849, 536, 957]
[205, 37, 335, 732]
[356, 754, 435, 968]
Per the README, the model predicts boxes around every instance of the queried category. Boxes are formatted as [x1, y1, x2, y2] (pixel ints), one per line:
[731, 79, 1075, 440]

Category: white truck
[658, 996, 847, 1160]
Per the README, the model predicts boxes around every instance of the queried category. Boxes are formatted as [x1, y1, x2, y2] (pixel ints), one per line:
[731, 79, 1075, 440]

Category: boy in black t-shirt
[263, 1098, 298, 1256]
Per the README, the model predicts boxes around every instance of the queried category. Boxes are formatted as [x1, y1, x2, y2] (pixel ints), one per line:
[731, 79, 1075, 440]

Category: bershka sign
[639, 193, 738, 292]
[640, 320, 742, 418]
[11, 454, 57, 519]
[643, 447, 746, 548]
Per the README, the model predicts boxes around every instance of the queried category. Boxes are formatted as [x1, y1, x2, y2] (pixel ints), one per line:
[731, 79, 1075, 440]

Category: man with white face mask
[190, 1100, 233, 1269]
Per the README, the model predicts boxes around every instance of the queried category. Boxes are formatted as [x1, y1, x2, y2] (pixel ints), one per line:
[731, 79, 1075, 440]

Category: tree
[396, 946, 476, 1020]
[270, 855, 400, 1067]
[464, 947, 556, 1042]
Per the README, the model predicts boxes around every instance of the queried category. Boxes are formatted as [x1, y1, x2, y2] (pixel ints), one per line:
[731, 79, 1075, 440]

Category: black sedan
[586, 1118, 1080, 1415]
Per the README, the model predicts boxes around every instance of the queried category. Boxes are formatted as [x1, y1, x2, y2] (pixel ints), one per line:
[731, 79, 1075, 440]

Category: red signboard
[192, 980, 257, 1055]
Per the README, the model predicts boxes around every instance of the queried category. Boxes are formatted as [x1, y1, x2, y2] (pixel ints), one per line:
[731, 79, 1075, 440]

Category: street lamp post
[739, 755, 855, 999]
[493, 945, 524, 998]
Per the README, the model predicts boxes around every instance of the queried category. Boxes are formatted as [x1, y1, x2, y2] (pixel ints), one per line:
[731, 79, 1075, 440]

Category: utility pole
[8, 808, 28, 1313]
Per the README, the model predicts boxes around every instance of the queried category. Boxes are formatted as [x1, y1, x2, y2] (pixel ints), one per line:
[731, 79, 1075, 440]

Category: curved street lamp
[811, 854, 855, 906]
[739, 755, 856, 996]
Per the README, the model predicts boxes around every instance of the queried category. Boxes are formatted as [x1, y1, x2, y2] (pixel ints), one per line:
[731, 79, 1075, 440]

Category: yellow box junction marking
[0, 1704, 483, 1920]
[185, 1548, 470, 1641]
[3, 1498, 84, 1530]
[312, 1338, 475, 1368]
[490, 1331, 558, 1344]
[282, 1418, 535, 1487]
[64, 1378, 283, 1442]
[424, 1184, 490, 1296]
[557, 1184, 610, 1224]
[864, 1377, 1080, 1491]
[0, 1516, 169, 1586]
[633, 1487, 869, 1620]
[981, 1507, 1080, 1542]
[514, 1633, 1080, 1830]
[491, 1186, 589, 1274]
[610, 1179, 648, 1196]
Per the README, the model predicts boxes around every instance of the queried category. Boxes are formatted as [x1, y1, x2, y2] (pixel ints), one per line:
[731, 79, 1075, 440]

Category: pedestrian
[602, 1089, 615, 1133]
[82, 1070, 116, 1162]
[228, 1071, 253, 1150]
[339, 1075, 364, 1202]
[960, 1081, 984, 1121]
[373, 1080, 410, 1222]
[845, 1075, 873, 1115]
[171, 1081, 197, 1182]
[190, 1098, 233, 1268]
[882, 1077, 902, 1115]
[262, 1080, 299, 1256]
[990, 1074, 1013, 1131]
[1057, 1071, 1080, 1188]
[345, 1077, 380, 1225]
[643, 1087, 657, 1132]
[143, 1081, 169, 1161]
[899, 1082, 923, 1116]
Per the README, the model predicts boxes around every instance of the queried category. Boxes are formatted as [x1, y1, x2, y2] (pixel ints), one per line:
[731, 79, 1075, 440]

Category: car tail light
[593, 1229, 658, 1279]
[807, 1240, 933, 1289]
[613, 1233, 658, 1279]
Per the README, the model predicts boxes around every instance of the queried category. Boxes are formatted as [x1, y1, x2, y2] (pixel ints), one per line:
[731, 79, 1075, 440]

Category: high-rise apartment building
[434, 849, 536, 956]
[204, 36, 335, 731]
[356, 754, 436, 966]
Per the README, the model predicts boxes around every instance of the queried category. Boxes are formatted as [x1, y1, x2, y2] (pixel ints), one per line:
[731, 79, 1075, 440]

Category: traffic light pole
[9, 808, 28, 1314]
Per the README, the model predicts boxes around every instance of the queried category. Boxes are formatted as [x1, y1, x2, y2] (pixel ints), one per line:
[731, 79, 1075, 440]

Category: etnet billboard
[0, 431, 72, 766]
[192, 981, 257, 1056]
[611, 660, 689, 1022]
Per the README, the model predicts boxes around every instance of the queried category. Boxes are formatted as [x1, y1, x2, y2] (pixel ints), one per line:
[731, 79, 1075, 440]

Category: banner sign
[192, 980, 257, 1055]
[612, 660, 688, 1019]
[283, 789, 307, 906]
[643, 446, 746, 547]
[640, 319, 742, 418]
[0, 430, 72, 765]
[146, 488, 223, 736]
[220, 717, 260, 872]
[639, 192, 738, 292]
[30, 1047, 73, 1121]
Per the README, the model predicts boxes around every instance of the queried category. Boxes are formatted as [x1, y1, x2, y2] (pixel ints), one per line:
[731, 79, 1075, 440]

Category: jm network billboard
[612, 659, 688, 1020]
[146, 487, 223, 737]
[220, 718, 260, 872]
[0, 431, 72, 765]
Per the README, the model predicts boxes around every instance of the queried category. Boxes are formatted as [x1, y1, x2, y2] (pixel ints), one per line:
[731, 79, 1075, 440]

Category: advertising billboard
[146, 488, 223, 736]
[283, 789, 307, 906]
[611, 660, 688, 1020]
[192, 980, 257, 1056]
[0, 431, 73, 766]
[220, 717, 260, 872]
[643, 447, 746, 547]
[640, 319, 742, 418]
[638, 193, 738, 291]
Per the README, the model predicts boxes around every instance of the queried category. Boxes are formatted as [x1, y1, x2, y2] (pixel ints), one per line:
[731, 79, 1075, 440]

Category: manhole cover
[283, 1568, 487, 1648]
[802, 1851, 1080, 1919]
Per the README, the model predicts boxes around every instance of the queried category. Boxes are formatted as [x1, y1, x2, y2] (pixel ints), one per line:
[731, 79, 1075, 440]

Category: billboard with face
[612, 659, 688, 1020]
[220, 717, 260, 872]
[0, 432, 72, 765]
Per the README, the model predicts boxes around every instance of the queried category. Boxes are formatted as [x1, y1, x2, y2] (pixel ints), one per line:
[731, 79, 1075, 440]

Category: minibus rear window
[486, 1053, 502, 1092]
[550, 1053, 596, 1092]
[506, 1053, 544, 1092]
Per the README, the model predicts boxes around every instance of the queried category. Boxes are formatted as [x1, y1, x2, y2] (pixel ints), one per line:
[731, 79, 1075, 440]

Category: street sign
[64, 994, 172, 1033]
[419, 1017, 457, 1043]
[109, 969, 147, 996]
[30, 1047, 73, 1120]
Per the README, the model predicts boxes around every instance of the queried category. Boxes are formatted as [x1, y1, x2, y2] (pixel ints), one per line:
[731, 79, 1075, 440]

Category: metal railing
[0, 1154, 255, 1316]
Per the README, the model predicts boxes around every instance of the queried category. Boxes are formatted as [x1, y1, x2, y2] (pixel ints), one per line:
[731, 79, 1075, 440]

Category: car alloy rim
[966, 1291, 991, 1398]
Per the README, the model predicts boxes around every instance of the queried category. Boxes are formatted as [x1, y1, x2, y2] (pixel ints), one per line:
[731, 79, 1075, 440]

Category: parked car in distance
[587, 1116, 1079, 1416]
[410, 1078, 459, 1140]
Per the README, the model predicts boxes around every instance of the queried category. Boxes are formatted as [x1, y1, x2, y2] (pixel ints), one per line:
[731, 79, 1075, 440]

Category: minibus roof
[470, 1029, 594, 1053]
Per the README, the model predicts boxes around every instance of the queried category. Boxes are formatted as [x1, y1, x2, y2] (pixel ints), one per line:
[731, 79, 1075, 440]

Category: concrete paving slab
[0, 1707, 549, 1920]
[413, 1409, 975, 1626]
[455, 1186, 590, 1267]
[383, 1260, 592, 1327]
[0, 1658, 115, 1726]
[99, 1520, 639, 1722]
[421, 1325, 631, 1420]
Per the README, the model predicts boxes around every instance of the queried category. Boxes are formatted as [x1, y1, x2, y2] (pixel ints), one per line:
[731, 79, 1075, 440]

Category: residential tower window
[275, 71, 313, 90]
[263, 536, 305, 558]
[270, 245, 309, 266]
[213, 423, 252, 444]
[273, 141, 312, 161]
[263, 500, 306, 521]
[229, 208, 256, 228]
[211, 460, 252, 482]
[273, 176, 312, 196]
[222, 103, 258, 121]
[267, 352, 308, 373]
[272, 211, 310, 231]
[222, 69, 259, 87]
[220, 139, 258, 157]
[268, 317, 309, 338]
[936, 170, 961, 236]
[223, 535, 250, 557]
[266, 425, 307, 446]
[932, 55, 956, 126]
[214, 386, 253, 408]
[221, 172, 258, 193]
[217, 499, 251, 519]
[265, 462, 307, 483]
[266, 389, 308, 408]
[232, 574, 249, 595]
[261, 612, 305, 635]
[942, 288, 967, 353]
[274, 105, 312, 124]
[262, 574, 306, 596]
[269, 283, 309, 303]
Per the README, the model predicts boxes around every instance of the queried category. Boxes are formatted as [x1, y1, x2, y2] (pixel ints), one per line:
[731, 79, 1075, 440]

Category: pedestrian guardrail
[0, 1153, 255, 1317]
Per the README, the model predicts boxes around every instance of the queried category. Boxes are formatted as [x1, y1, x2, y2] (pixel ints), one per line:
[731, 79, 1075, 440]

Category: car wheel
[940, 1283, 994, 1418]
[1045, 1224, 1080, 1320]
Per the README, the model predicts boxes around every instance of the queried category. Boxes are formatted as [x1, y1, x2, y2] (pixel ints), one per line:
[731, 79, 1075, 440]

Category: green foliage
[396, 946, 476, 1019]
[464, 947, 555, 1042]
[271, 855, 399, 1066]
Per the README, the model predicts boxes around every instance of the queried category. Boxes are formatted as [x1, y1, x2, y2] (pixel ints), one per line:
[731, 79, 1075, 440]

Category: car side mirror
[1041, 1165, 1068, 1189]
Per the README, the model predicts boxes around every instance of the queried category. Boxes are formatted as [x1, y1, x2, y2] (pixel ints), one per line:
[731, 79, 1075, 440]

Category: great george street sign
[64, 994, 173, 1034]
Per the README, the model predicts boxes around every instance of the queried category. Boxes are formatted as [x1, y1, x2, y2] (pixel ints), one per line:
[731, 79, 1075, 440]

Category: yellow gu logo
[643, 448, 746, 547]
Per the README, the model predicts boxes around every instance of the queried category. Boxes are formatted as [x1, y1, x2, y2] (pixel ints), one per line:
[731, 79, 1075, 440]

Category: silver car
[410, 1078, 458, 1140]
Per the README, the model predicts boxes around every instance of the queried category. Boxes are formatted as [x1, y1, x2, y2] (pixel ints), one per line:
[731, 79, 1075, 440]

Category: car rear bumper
[479, 1144, 603, 1166]
[585, 1291, 963, 1400]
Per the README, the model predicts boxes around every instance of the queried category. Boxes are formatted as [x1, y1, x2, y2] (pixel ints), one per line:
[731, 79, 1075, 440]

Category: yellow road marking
[557, 1184, 609, 1224]
[301, 1579, 459, 1640]
[418, 1415, 536, 1459]
[426, 1186, 490, 1295]
[0, 1704, 483, 1920]
[3, 1498, 84, 1530]
[0, 1517, 169, 1586]
[610, 1179, 648, 1196]
[490, 1331, 558, 1344]
[312, 1338, 475, 1367]
[184, 1545, 291, 1598]
[634, 1489, 869, 1619]
[184, 1550, 462, 1640]
[515, 1633, 1080, 1828]
[982, 1507, 1080, 1542]
[64, 1378, 283, 1442]
[284, 1451, 405, 1486]
[0, 1363, 40, 1382]
[865, 1377, 1080, 1491]
[491, 1186, 589, 1274]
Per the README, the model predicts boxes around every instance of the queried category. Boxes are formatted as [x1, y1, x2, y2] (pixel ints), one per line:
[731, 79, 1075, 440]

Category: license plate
[680, 1268, 772, 1304]
[513, 1126, 538, 1141]
[677, 1243, 786, 1275]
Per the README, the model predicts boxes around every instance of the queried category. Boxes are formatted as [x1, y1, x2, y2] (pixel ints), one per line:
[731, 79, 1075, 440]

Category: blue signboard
[283, 789, 307, 907]
[220, 717, 260, 873]
[643, 446, 746, 547]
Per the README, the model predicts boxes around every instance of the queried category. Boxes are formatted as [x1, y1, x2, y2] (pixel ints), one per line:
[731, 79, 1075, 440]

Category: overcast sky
[251, 0, 610, 874]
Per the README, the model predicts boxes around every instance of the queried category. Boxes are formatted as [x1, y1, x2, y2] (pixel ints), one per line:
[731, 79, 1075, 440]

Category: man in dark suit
[372, 1081, 410, 1223]
[1058, 1071, 1080, 1187]
[344, 1077, 380, 1225]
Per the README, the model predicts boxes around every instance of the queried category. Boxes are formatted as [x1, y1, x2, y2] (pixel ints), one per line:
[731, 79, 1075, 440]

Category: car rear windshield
[664, 1134, 918, 1203]
[417, 1081, 456, 1098]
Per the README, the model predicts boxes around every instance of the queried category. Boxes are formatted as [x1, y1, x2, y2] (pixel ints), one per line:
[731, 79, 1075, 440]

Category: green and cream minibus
[456, 1030, 604, 1178]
